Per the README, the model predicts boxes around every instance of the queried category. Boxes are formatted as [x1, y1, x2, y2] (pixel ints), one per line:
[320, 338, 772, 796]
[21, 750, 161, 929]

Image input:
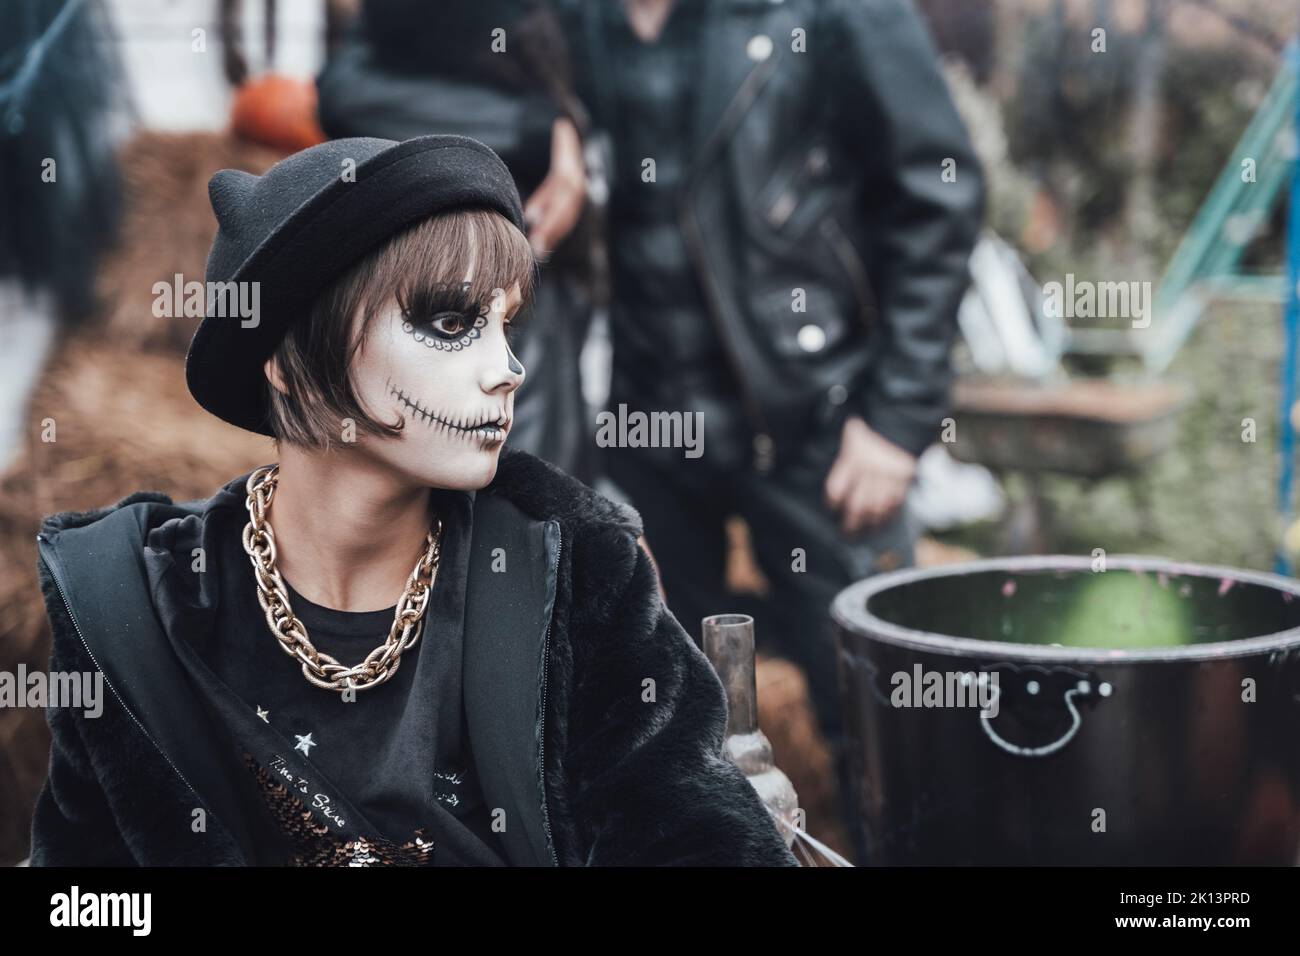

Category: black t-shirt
[158, 483, 509, 866]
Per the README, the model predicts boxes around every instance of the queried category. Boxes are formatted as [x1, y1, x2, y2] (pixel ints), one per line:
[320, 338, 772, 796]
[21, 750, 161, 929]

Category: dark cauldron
[831, 555, 1300, 865]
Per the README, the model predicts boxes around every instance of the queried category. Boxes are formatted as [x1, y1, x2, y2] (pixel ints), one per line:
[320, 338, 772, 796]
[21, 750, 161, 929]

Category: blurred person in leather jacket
[316, 0, 597, 483]
[555, 0, 985, 862]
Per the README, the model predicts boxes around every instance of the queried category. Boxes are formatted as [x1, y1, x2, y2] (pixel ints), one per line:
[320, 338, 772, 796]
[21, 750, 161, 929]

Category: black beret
[186, 134, 526, 436]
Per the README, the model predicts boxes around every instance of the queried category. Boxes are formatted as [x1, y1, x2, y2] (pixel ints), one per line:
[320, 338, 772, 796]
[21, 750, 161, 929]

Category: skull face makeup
[259, 205, 536, 491]
[350, 276, 526, 490]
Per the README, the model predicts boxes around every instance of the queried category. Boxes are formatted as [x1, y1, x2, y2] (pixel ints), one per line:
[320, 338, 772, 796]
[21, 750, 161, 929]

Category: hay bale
[96, 130, 284, 353]
[2, 333, 271, 660]
[916, 536, 980, 567]
[756, 652, 854, 864]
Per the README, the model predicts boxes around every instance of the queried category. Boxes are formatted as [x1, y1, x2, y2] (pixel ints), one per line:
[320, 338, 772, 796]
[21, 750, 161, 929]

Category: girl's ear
[263, 354, 287, 396]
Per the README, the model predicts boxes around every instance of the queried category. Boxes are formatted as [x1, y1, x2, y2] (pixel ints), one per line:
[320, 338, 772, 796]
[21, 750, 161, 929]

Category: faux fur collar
[487, 447, 643, 539]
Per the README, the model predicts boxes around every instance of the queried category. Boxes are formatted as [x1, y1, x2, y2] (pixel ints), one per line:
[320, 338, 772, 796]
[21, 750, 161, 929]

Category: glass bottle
[702, 613, 800, 847]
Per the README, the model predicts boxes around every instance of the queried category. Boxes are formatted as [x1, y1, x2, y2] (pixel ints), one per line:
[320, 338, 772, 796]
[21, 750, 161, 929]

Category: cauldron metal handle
[979, 678, 1112, 758]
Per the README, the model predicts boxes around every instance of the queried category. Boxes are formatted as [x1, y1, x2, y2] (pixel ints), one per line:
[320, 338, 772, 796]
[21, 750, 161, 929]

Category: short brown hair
[265, 206, 536, 448]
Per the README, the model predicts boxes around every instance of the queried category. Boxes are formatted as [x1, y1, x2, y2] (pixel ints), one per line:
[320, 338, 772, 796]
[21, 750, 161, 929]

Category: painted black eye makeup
[399, 281, 489, 352]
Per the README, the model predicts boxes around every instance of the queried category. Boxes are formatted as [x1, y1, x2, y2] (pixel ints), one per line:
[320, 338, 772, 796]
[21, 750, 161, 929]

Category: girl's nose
[482, 335, 525, 393]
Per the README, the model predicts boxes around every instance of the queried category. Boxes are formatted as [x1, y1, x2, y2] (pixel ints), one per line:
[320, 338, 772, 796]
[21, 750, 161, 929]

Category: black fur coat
[29, 447, 798, 867]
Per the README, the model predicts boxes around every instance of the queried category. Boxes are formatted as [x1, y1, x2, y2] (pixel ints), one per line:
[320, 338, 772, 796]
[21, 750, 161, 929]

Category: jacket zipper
[821, 216, 877, 332]
[766, 145, 829, 229]
[36, 537, 212, 818]
[679, 51, 784, 473]
[537, 525, 560, 866]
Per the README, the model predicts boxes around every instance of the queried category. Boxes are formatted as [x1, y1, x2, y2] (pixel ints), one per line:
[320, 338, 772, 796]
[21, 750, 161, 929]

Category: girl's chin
[412, 444, 503, 489]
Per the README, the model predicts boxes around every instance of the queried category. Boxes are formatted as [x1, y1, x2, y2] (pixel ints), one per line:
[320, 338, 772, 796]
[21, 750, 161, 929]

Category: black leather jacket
[560, 0, 985, 469]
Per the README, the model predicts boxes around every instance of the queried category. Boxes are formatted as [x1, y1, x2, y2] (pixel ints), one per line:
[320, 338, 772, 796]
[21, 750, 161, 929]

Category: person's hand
[522, 116, 586, 257]
[824, 415, 918, 536]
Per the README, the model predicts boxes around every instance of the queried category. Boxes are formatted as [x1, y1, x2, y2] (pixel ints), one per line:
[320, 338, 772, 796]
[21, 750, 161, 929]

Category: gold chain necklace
[241, 464, 442, 694]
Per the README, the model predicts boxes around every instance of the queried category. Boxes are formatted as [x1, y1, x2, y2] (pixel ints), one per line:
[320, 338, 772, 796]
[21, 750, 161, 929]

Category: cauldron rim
[831, 553, 1300, 663]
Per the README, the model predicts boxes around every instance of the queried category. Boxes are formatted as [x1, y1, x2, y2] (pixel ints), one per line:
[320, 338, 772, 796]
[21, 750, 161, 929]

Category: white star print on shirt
[256, 706, 269, 722]
[295, 733, 316, 756]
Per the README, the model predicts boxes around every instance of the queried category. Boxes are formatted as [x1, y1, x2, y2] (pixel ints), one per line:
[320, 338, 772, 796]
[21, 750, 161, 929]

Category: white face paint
[350, 273, 526, 490]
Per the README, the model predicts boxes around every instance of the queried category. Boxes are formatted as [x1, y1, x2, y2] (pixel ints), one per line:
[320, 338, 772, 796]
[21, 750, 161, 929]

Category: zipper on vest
[537, 525, 560, 866]
[820, 216, 878, 332]
[36, 536, 210, 813]
[678, 51, 784, 474]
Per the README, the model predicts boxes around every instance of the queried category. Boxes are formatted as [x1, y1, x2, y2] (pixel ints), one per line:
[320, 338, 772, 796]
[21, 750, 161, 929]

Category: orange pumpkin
[231, 74, 328, 154]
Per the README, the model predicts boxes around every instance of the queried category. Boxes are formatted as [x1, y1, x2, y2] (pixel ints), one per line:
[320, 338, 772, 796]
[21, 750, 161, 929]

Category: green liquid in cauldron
[867, 567, 1300, 648]
[1031, 572, 1191, 648]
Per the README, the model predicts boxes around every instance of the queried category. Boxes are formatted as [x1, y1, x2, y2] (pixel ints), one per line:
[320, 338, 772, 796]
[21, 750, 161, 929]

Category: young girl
[30, 134, 797, 867]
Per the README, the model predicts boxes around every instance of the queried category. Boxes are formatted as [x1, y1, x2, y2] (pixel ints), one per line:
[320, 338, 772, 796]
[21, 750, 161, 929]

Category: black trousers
[602, 409, 919, 863]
